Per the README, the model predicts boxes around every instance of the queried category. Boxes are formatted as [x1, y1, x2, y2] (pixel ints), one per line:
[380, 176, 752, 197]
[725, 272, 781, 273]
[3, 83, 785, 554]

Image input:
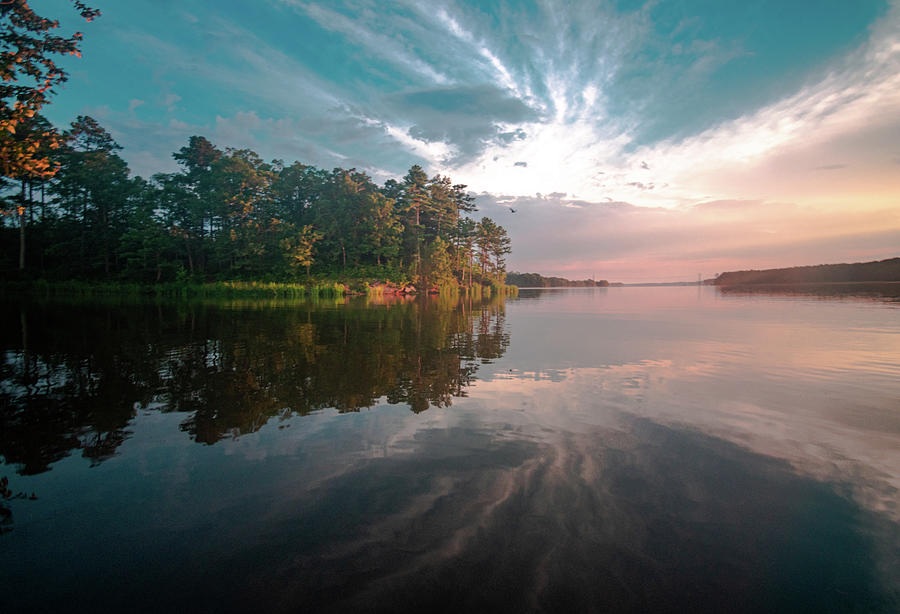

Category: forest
[0, 116, 512, 291]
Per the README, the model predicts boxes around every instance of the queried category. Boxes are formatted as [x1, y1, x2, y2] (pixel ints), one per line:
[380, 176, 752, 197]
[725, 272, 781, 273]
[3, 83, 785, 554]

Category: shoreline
[1, 279, 518, 301]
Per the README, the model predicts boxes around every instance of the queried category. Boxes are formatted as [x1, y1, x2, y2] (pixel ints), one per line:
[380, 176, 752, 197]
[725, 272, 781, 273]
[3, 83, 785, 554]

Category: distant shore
[713, 257, 900, 285]
[506, 271, 609, 287]
[508, 257, 900, 288]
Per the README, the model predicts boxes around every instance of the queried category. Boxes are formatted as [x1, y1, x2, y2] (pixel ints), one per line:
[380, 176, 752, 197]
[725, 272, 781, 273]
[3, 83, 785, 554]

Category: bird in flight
[508, 207, 517, 213]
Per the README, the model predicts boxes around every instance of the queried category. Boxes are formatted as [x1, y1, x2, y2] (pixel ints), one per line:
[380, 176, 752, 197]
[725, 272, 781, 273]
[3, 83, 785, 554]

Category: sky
[38, 0, 900, 282]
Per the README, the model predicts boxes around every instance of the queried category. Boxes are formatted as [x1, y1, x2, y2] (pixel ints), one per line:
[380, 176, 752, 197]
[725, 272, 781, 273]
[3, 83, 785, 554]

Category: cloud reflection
[224, 419, 898, 612]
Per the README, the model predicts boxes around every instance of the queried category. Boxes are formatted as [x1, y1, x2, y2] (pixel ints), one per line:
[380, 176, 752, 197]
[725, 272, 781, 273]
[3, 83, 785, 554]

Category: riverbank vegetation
[1, 119, 514, 294]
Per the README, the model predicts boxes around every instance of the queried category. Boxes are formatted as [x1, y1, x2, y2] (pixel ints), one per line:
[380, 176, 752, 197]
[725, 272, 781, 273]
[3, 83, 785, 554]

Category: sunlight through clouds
[44, 0, 899, 279]
[426, 1, 900, 209]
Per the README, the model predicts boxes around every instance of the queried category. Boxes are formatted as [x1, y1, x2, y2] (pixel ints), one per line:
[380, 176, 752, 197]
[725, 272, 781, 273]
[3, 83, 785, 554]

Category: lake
[1, 286, 899, 613]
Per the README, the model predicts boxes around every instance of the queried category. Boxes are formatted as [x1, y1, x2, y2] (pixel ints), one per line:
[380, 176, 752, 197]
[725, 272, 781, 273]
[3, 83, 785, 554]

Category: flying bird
[508, 207, 517, 213]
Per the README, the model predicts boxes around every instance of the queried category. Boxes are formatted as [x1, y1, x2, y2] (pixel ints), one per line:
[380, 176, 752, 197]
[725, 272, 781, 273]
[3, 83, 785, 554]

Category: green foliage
[279, 224, 322, 277]
[49, 116, 136, 277]
[1, 119, 514, 288]
[6, 279, 346, 299]
[421, 236, 455, 288]
[469, 216, 510, 284]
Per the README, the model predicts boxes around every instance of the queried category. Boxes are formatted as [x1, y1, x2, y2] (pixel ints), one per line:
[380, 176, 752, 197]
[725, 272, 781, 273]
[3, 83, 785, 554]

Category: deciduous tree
[1, 1, 99, 178]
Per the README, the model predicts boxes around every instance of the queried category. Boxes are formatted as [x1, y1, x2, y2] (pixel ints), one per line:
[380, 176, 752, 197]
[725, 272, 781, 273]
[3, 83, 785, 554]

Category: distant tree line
[714, 258, 900, 285]
[506, 271, 608, 287]
[0, 116, 512, 288]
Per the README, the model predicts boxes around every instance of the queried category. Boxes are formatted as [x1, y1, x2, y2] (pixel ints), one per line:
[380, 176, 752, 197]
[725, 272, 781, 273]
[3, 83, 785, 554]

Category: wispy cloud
[432, 7, 535, 101]
[371, 118, 457, 165]
[436, 2, 900, 210]
[279, 0, 452, 85]
[53, 0, 899, 278]
[83, 107, 391, 180]
[627, 17, 900, 207]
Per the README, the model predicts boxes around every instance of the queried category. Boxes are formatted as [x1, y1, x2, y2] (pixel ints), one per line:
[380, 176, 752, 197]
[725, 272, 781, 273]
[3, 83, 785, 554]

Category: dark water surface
[2, 286, 899, 612]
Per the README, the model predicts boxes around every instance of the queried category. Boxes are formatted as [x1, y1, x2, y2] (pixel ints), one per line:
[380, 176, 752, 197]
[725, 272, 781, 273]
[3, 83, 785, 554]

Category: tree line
[506, 272, 609, 287]
[713, 258, 900, 285]
[1, 116, 512, 289]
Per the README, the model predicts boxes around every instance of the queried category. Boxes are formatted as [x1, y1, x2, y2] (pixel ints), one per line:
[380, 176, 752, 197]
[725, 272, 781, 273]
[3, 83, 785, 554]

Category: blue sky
[39, 0, 900, 280]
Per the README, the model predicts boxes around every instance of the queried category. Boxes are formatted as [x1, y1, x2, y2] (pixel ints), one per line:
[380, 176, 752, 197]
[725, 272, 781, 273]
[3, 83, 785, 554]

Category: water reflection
[0, 295, 509, 475]
[4, 414, 896, 612]
[716, 281, 900, 303]
[1, 287, 899, 612]
[253, 419, 894, 613]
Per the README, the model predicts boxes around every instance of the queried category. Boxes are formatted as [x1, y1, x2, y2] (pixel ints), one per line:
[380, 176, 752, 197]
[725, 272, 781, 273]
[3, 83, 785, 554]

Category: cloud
[285, 1, 870, 213]
[115, 21, 345, 115]
[622, 5, 900, 208]
[278, 0, 451, 85]
[371, 119, 456, 167]
[101, 17, 441, 175]
[57, 0, 900, 249]
[376, 84, 540, 163]
[435, 2, 900, 210]
[432, 7, 536, 100]
[163, 93, 181, 113]
[83, 107, 394, 180]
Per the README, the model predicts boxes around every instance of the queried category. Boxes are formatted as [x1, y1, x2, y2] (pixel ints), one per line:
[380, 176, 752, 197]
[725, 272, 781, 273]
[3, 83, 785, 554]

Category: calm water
[1, 286, 899, 613]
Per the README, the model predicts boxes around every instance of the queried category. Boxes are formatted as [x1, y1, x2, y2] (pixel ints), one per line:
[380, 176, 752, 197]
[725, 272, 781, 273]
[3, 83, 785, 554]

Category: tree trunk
[80, 191, 87, 275]
[184, 236, 194, 273]
[414, 209, 421, 281]
[18, 179, 26, 271]
[18, 207, 26, 271]
[103, 208, 110, 275]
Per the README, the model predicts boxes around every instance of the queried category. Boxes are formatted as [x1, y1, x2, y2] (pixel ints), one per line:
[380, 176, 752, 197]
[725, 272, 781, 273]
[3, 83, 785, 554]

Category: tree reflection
[0, 295, 510, 473]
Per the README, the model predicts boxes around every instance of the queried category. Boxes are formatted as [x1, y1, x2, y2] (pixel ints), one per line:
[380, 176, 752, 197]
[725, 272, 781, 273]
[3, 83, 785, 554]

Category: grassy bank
[458, 282, 518, 297]
[4, 279, 347, 300]
[3, 279, 518, 300]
